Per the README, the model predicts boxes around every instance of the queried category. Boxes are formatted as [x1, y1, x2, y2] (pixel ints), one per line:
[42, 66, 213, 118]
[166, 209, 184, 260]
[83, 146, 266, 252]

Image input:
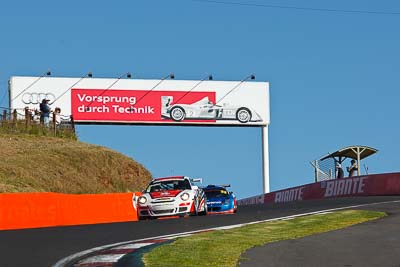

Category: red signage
[71, 89, 216, 122]
[239, 172, 400, 205]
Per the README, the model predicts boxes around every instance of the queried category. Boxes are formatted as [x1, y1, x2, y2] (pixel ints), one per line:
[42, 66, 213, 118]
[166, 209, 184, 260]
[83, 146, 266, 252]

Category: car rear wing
[191, 178, 203, 183]
[206, 184, 231, 188]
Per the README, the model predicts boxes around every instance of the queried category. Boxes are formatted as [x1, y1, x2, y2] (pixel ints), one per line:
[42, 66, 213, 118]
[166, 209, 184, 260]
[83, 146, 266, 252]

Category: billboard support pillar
[261, 126, 270, 194]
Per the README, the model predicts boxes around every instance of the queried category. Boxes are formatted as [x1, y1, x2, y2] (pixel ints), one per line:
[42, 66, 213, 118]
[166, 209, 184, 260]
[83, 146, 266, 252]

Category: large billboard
[9, 76, 270, 126]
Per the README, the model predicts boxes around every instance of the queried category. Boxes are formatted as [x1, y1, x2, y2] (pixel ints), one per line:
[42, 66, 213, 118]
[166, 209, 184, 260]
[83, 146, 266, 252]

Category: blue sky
[1, 0, 399, 199]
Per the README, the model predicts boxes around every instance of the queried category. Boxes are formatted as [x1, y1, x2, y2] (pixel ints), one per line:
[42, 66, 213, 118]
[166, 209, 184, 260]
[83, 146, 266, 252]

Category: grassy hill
[0, 133, 152, 194]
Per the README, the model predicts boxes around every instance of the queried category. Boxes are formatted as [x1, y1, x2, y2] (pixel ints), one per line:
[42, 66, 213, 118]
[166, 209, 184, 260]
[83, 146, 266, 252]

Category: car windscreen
[146, 180, 191, 192]
[205, 189, 230, 199]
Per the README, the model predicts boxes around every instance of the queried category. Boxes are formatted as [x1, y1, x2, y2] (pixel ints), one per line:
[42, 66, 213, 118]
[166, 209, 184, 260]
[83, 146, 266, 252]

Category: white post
[314, 160, 319, 182]
[357, 146, 361, 176]
[261, 126, 270, 193]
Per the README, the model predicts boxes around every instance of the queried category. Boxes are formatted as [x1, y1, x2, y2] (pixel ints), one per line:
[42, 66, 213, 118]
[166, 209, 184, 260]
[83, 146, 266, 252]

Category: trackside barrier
[238, 172, 400, 206]
[0, 192, 140, 231]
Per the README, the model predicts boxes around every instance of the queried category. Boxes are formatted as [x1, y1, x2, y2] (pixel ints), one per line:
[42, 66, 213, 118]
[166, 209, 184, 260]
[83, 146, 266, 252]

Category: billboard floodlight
[11, 69, 52, 101]
[53, 72, 93, 104]
[173, 73, 214, 104]
[215, 73, 256, 105]
[134, 73, 175, 105]
[85, 72, 132, 109]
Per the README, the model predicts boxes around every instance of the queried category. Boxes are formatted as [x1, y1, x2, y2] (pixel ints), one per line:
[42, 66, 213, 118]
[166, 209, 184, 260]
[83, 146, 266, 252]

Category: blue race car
[203, 184, 237, 214]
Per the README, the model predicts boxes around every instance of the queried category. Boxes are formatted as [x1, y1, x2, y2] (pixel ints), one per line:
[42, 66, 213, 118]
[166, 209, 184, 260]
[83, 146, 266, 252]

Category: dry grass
[0, 119, 76, 139]
[0, 133, 152, 193]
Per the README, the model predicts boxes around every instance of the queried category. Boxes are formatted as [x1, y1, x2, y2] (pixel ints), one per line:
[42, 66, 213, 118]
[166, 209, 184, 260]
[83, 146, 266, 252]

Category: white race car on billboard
[162, 96, 262, 123]
[134, 176, 207, 220]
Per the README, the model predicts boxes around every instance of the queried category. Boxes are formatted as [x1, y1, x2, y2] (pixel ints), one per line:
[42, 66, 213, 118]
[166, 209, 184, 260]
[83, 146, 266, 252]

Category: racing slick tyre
[198, 203, 208, 216]
[189, 210, 198, 216]
[236, 108, 251, 123]
[170, 106, 186, 122]
[189, 201, 199, 216]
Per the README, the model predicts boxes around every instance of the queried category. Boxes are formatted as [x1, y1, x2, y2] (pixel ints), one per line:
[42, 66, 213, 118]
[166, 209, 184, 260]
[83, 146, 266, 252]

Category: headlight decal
[138, 196, 147, 205]
[180, 192, 190, 201]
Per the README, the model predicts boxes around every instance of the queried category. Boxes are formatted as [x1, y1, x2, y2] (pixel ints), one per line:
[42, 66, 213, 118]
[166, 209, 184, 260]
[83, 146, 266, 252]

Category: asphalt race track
[1, 196, 399, 267]
[239, 199, 400, 267]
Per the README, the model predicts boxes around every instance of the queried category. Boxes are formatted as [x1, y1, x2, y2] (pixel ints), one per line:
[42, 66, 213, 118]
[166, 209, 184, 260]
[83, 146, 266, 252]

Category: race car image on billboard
[203, 184, 237, 214]
[161, 96, 262, 123]
[134, 176, 207, 220]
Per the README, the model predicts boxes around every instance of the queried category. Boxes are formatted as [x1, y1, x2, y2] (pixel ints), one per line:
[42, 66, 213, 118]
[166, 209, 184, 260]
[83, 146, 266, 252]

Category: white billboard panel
[9, 76, 270, 126]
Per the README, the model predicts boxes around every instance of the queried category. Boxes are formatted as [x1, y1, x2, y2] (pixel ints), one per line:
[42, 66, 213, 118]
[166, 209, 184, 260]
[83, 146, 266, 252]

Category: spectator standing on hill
[39, 99, 51, 127]
[347, 159, 358, 177]
[54, 107, 61, 126]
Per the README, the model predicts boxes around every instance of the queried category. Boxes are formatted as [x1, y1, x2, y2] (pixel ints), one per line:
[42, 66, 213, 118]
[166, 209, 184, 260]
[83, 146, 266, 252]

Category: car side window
[183, 180, 191, 189]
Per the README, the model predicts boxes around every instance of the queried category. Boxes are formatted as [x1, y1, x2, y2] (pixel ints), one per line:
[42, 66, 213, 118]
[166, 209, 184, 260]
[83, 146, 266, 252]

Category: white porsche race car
[134, 176, 208, 220]
[161, 96, 262, 123]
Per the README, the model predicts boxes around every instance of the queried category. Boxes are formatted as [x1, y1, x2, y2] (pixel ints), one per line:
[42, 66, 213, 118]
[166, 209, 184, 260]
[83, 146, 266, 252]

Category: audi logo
[22, 93, 56, 104]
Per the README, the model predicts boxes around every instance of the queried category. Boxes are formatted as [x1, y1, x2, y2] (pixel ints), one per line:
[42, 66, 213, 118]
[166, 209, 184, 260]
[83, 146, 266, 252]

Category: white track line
[76, 254, 125, 264]
[112, 243, 154, 250]
[53, 199, 400, 267]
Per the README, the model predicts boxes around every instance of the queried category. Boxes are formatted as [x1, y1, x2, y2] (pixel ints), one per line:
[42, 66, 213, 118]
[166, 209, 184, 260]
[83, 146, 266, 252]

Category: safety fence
[310, 157, 336, 182]
[238, 172, 400, 206]
[0, 192, 139, 230]
[0, 108, 75, 138]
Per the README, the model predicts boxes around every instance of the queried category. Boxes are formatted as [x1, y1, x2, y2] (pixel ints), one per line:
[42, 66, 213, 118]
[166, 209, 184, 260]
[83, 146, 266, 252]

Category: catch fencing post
[52, 112, 56, 136]
[13, 109, 17, 126]
[70, 115, 75, 134]
[2, 110, 6, 127]
[25, 107, 30, 129]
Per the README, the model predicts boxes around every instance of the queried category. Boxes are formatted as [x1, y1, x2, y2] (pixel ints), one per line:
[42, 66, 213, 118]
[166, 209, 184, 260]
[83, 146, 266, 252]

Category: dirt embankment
[0, 134, 152, 193]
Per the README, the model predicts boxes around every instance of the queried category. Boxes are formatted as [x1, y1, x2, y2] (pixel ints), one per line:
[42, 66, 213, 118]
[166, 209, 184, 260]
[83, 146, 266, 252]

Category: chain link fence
[310, 157, 337, 182]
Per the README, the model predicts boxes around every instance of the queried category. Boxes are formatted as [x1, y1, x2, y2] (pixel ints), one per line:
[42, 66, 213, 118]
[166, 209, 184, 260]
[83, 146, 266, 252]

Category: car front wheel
[236, 108, 251, 123]
[170, 106, 186, 122]
[198, 200, 208, 216]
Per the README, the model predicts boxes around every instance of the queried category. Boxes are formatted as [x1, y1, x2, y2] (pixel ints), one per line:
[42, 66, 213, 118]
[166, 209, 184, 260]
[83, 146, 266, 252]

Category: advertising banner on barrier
[0, 192, 138, 230]
[9, 76, 270, 126]
[239, 172, 400, 206]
